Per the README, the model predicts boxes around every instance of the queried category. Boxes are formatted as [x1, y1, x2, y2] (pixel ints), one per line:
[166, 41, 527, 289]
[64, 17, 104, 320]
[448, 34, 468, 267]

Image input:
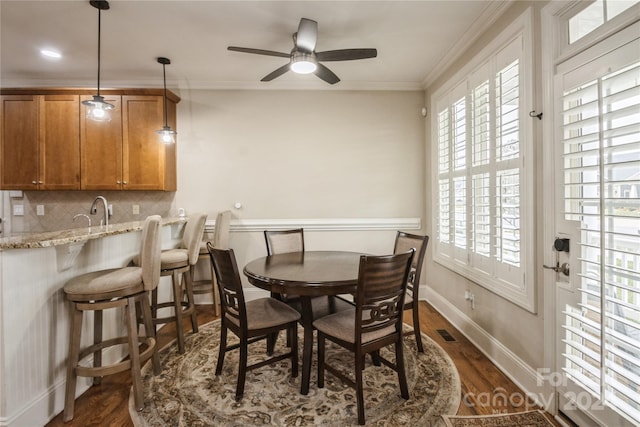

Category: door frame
[541, 1, 640, 424]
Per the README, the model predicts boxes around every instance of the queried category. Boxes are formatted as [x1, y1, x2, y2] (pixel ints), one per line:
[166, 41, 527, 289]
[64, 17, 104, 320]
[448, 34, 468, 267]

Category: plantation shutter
[560, 39, 640, 424]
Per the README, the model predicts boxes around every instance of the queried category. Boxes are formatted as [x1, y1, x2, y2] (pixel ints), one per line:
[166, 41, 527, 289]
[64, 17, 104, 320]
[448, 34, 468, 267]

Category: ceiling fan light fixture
[156, 57, 176, 144]
[290, 52, 317, 74]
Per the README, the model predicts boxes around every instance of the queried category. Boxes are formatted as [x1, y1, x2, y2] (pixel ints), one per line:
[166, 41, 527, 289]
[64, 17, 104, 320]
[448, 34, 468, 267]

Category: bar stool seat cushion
[64, 267, 143, 301]
[160, 248, 189, 270]
[225, 298, 301, 330]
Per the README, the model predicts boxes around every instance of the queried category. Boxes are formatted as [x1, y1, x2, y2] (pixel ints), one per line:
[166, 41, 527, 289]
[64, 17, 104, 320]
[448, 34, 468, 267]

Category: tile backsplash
[7, 191, 176, 233]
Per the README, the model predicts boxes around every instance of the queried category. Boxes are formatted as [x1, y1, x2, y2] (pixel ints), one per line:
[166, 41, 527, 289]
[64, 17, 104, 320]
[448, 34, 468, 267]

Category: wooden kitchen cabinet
[1, 88, 179, 191]
[80, 94, 123, 190]
[0, 94, 80, 190]
[122, 95, 176, 191]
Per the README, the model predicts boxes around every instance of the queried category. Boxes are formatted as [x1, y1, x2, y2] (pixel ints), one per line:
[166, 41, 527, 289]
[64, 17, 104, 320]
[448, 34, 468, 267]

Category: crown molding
[421, 0, 514, 89]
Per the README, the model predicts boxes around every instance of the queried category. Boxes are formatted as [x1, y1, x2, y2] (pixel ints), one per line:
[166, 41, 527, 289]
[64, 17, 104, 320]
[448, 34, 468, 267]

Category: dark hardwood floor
[47, 301, 558, 426]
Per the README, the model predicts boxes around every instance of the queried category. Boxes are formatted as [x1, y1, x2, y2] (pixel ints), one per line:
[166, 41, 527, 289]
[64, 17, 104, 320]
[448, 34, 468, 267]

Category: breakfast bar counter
[0, 218, 184, 426]
[0, 217, 184, 250]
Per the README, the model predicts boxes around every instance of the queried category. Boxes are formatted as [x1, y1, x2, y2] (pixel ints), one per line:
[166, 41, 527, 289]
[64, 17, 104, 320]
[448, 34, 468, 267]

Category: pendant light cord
[162, 63, 168, 128]
[96, 7, 102, 97]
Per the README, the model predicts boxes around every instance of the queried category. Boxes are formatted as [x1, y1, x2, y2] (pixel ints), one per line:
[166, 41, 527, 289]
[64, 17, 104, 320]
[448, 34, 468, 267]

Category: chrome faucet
[72, 213, 91, 228]
[90, 196, 109, 227]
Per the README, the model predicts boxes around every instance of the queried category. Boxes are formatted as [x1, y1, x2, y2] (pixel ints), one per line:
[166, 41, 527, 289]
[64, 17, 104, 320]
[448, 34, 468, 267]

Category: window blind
[561, 60, 640, 423]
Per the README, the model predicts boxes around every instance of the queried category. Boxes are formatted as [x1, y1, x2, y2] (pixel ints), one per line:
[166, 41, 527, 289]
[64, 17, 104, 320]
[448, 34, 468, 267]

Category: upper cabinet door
[0, 95, 39, 189]
[122, 95, 167, 190]
[39, 95, 80, 190]
[80, 95, 123, 190]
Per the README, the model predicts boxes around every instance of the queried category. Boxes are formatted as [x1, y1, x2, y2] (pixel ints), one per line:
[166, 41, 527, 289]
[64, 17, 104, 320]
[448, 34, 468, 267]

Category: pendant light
[82, 0, 114, 122]
[156, 57, 177, 144]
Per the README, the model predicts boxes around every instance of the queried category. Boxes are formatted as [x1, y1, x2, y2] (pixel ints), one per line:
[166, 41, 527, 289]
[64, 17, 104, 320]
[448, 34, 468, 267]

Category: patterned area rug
[130, 320, 461, 426]
[442, 410, 555, 427]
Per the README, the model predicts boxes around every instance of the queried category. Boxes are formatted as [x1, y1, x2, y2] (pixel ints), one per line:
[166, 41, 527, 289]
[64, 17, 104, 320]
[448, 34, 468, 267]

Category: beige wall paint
[425, 0, 547, 370]
[174, 89, 426, 220]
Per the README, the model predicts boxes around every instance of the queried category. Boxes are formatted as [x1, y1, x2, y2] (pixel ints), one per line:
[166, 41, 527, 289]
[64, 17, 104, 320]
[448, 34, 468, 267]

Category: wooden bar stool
[152, 212, 207, 353]
[63, 215, 162, 422]
[192, 210, 231, 316]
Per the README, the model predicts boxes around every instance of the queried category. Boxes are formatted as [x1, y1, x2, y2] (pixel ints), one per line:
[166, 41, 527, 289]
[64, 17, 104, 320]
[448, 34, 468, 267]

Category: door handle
[543, 262, 570, 276]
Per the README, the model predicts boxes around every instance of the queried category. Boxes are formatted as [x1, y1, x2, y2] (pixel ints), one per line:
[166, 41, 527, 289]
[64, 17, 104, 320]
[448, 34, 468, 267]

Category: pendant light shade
[82, 0, 114, 122]
[156, 57, 177, 144]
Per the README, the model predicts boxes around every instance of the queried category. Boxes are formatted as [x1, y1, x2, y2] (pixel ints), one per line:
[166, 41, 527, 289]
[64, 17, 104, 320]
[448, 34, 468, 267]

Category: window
[569, 0, 639, 44]
[431, 9, 535, 311]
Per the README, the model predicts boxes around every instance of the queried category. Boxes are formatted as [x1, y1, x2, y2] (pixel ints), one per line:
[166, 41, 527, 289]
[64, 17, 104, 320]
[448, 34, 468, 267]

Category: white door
[552, 21, 640, 427]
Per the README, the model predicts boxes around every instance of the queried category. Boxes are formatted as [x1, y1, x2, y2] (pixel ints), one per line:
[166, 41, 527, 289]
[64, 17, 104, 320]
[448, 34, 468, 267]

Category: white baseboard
[422, 285, 550, 411]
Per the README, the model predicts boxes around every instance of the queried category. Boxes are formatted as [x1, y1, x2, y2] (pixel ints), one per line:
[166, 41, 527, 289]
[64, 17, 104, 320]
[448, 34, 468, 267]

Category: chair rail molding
[204, 217, 422, 233]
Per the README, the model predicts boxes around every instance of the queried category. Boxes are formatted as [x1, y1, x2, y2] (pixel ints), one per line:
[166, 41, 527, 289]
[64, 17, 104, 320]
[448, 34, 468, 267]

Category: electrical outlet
[132, 204, 140, 215]
[13, 204, 24, 216]
[36, 205, 45, 216]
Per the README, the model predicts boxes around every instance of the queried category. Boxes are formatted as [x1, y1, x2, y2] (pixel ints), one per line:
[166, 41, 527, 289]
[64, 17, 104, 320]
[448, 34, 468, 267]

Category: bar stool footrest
[75, 336, 156, 378]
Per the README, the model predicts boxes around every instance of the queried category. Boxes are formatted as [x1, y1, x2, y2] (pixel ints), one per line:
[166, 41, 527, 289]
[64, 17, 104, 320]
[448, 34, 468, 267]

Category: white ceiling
[0, 1, 509, 91]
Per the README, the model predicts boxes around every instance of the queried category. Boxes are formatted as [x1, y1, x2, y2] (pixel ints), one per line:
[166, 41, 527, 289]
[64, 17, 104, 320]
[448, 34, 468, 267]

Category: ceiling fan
[228, 18, 377, 85]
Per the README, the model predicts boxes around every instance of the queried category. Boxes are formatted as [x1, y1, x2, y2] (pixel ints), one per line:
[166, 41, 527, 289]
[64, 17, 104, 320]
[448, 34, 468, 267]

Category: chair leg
[140, 292, 160, 375]
[151, 288, 159, 321]
[290, 324, 298, 378]
[266, 331, 278, 355]
[412, 304, 424, 353]
[355, 350, 366, 425]
[186, 268, 199, 333]
[371, 350, 381, 366]
[215, 322, 227, 375]
[171, 270, 186, 354]
[92, 309, 103, 385]
[126, 296, 145, 411]
[63, 303, 83, 422]
[317, 333, 325, 388]
[236, 337, 248, 401]
[396, 337, 409, 400]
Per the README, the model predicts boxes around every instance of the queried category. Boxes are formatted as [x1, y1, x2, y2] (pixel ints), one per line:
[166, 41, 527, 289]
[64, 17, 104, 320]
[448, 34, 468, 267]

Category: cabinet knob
[38, 181, 43, 184]
[116, 180, 121, 184]
[123, 181, 127, 185]
[32, 180, 37, 184]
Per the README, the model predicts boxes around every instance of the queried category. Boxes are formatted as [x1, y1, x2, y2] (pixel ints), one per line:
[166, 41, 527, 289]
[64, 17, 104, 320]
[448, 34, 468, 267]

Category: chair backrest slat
[355, 250, 414, 339]
[264, 228, 304, 255]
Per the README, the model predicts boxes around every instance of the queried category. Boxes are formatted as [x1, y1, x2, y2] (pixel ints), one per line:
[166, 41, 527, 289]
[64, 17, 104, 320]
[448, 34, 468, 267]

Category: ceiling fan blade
[316, 48, 378, 62]
[261, 63, 291, 82]
[228, 46, 290, 58]
[296, 18, 317, 52]
[314, 63, 340, 85]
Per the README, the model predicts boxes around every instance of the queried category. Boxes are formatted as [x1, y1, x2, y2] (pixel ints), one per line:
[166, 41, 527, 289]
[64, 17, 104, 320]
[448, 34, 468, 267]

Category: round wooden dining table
[243, 250, 363, 395]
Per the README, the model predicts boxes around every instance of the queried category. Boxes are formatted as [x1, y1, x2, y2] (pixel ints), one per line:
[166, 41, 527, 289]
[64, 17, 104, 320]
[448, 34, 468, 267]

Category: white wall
[173, 89, 427, 280]
[424, 0, 547, 389]
[175, 89, 426, 219]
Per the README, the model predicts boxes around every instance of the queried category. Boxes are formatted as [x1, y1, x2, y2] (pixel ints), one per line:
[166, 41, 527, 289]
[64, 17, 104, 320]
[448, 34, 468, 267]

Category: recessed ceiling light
[40, 49, 62, 59]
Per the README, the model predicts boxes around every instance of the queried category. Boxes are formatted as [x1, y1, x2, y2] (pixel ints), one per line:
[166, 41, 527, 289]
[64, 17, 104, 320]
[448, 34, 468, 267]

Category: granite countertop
[0, 217, 185, 250]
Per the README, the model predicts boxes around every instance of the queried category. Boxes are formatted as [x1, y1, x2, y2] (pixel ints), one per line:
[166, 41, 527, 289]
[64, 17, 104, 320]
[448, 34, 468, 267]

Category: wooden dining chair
[394, 231, 429, 352]
[264, 228, 305, 256]
[263, 228, 352, 349]
[207, 244, 300, 401]
[313, 249, 415, 425]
